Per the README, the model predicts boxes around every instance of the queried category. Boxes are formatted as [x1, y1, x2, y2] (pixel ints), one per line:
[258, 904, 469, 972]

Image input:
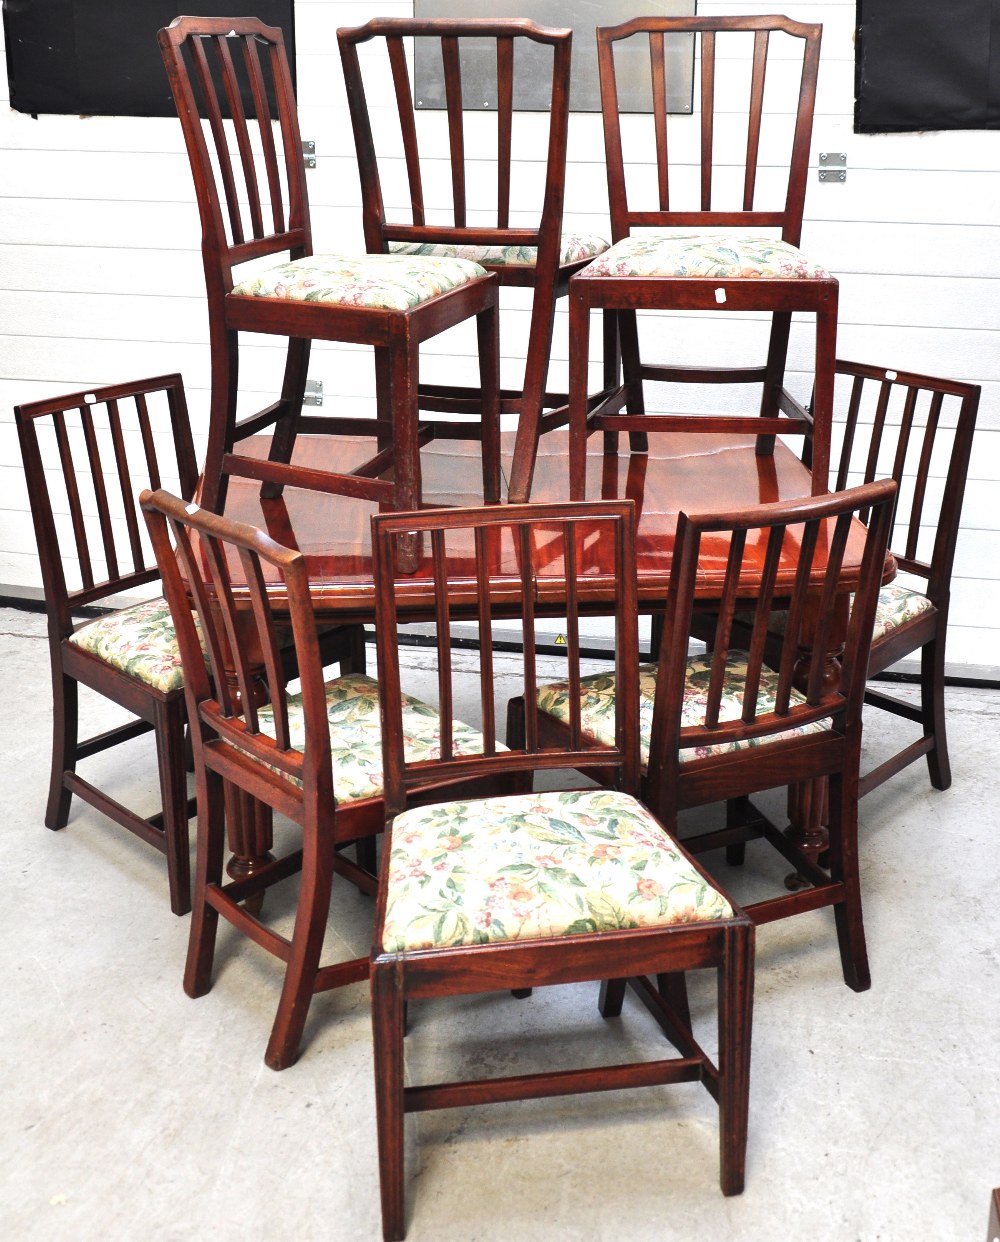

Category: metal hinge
[817, 152, 847, 182]
[302, 139, 316, 169]
[303, 380, 323, 406]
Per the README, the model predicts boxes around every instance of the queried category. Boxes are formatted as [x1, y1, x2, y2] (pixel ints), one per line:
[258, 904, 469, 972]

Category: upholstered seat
[582, 234, 829, 281]
[873, 582, 936, 641]
[67, 596, 198, 694]
[253, 672, 498, 803]
[381, 788, 734, 953]
[389, 233, 608, 269]
[537, 652, 829, 767]
[230, 252, 486, 311]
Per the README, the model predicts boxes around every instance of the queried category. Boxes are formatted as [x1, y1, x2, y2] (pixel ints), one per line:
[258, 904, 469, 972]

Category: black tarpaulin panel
[3, 0, 295, 117]
[856, 0, 1000, 132]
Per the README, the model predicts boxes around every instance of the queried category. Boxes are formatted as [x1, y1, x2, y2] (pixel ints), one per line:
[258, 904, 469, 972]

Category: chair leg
[45, 667, 78, 830]
[657, 971, 692, 1028]
[477, 299, 502, 504]
[617, 309, 648, 455]
[265, 822, 337, 1071]
[725, 797, 749, 867]
[718, 922, 754, 1196]
[372, 962, 408, 1242]
[155, 697, 193, 916]
[261, 336, 312, 500]
[201, 325, 240, 514]
[755, 310, 792, 458]
[568, 289, 592, 501]
[389, 335, 422, 573]
[505, 695, 526, 749]
[598, 977, 627, 1017]
[184, 767, 227, 1000]
[508, 266, 561, 503]
[922, 637, 952, 791]
[827, 773, 871, 993]
[807, 287, 839, 494]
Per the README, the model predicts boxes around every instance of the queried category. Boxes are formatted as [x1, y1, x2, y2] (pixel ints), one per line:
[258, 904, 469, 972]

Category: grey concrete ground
[2, 604, 998, 1241]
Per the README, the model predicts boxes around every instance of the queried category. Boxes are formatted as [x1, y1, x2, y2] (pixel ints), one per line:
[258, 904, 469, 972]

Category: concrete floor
[2, 603, 999, 1241]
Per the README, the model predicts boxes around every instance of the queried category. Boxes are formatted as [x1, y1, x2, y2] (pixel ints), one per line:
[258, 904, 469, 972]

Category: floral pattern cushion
[579, 233, 830, 280]
[253, 672, 499, 804]
[389, 232, 609, 268]
[68, 596, 200, 694]
[872, 583, 934, 641]
[537, 651, 828, 766]
[749, 581, 934, 644]
[230, 253, 486, 311]
[380, 787, 734, 952]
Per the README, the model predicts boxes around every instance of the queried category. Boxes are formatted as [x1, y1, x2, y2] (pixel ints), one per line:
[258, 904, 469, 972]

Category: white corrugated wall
[0, 0, 997, 672]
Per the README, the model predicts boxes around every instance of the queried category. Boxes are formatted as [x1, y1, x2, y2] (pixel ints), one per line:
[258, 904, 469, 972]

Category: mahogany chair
[141, 489, 502, 1070]
[369, 501, 754, 1241]
[694, 361, 981, 794]
[338, 17, 609, 502]
[15, 375, 200, 915]
[525, 481, 897, 992]
[568, 15, 836, 500]
[835, 363, 980, 794]
[158, 16, 499, 560]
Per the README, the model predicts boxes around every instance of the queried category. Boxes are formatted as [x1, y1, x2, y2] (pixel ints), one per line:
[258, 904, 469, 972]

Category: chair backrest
[338, 18, 572, 264]
[158, 16, 311, 299]
[646, 480, 897, 808]
[596, 15, 822, 245]
[15, 374, 198, 635]
[371, 501, 639, 821]
[829, 361, 980, 603]
[141, 488, 331, 819]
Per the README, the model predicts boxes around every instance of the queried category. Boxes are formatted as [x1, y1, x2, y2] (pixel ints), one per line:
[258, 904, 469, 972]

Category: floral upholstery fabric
[253, 673, 498, 804]
[579, 233, 830, 280]
[389, 232, 609, 268]
[749, 581, 934, 645]
[380, 787, 734, 952]
[230, 252, 486, 311]
[68, 596, 198, 694]
[872, 583, 934, 642]
[536, 651, 829, 766]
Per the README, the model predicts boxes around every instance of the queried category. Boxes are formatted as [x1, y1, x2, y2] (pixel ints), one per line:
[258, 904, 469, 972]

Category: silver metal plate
[413, 1, 695, 113]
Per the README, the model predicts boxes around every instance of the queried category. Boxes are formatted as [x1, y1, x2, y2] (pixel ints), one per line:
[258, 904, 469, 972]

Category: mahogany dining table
[216, 426, 888, 882]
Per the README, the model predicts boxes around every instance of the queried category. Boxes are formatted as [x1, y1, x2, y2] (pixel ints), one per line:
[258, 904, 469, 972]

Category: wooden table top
[220, 430, 880, 619]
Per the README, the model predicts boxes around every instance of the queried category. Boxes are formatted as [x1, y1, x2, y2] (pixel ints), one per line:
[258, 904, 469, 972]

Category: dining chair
[369, 501, 754, 1241]
[568, 15, 836, 500]
[694, 361, 981, 795]
[823, 362, 980, 794]
[14, 375, 199, 915]
[337, 17, 610, 502]
[157, 15, 499, 561]
[524, 481, 897, 992]
[141, 488, 503, 1070]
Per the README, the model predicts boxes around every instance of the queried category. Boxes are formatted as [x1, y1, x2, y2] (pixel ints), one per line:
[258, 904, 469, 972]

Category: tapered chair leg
[372, 963, 408, 1242]
[264, 827, 338, 1071]
[261, 335, 313, 499]
[718, 922, 754, 1196]
[827, 776, 871, 993]
[923, 637, 952, 791]
[184, 769, 227, 1000]
[201, 327, 241, 514]
[156, 696, 193, 916]
[45, 668, 78, 830]
[598, 976, 627, 1017]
